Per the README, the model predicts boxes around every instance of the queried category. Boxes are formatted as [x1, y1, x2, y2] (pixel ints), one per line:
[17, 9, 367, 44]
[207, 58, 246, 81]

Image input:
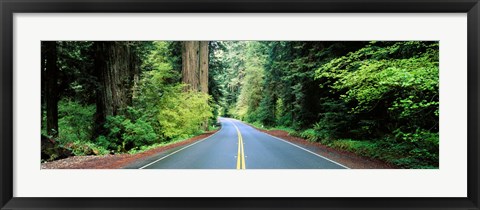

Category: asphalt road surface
[134, 118, 348, 169]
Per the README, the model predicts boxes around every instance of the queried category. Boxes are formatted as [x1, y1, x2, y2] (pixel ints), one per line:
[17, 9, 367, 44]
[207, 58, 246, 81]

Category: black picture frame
[1, 0, 479, 209]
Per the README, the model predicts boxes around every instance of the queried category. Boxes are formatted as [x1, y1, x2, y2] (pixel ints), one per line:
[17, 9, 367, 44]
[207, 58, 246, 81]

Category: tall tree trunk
[181, 41, 209, 93]
[129, 42, 141, 100]
[182, 41, 209, 130]
[94, 41, 136, 136]
[41, 42, 46, 129]
[45, 41, 58, 137]
[182, 41, 200, 91]
[198, 41, 209, 130]
[199, 41, 209, 93]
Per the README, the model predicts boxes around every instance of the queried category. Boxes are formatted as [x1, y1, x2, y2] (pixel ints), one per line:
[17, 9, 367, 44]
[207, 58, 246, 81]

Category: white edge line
[265, 133, 351, 169]
[233, 119, 351, 169]
[138, 122, 225, 169]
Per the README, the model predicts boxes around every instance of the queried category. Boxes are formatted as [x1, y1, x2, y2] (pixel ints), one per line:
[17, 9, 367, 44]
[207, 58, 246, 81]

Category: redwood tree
[94, 41, 139, 135]
[181, 41, 209, 93]
[181, 41, 209, 130]
[45, 41, 59, 137]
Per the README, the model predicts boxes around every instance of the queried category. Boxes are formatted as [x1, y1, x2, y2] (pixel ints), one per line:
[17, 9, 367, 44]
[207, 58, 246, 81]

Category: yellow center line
[240, 135, 246, 169]
[233, 122, 246, 169]
[236, 131, 241, 169]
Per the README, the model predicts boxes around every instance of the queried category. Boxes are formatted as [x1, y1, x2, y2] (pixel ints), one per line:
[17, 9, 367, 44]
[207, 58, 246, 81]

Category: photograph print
[40, 41, 439, 169]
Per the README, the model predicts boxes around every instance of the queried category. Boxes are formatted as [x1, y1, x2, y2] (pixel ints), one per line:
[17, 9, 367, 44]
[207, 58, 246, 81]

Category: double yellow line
[233, 122, 246, 169]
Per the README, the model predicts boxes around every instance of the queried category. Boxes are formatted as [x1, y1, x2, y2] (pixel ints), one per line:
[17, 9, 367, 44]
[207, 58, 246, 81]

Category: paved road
[133, 118, 347, 169]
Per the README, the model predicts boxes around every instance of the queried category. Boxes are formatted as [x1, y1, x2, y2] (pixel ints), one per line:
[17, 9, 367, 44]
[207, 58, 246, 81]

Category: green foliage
[313, 98, 354, 140]
[208, 41, 228, 111]
[157, 87, 213, 139]
[257, 93, 277, 126]
[134, 43, 176, 136]
[299, 129, 321, 142]
[235, 42, 266, 121]
[98, 113, 157, 152]
[221, 41, 439, 168]
[135, 42, 213, 141]
[328, 139, 377, 157]
[274, 98, 285, 124]
[68, 141, 110, 156]
[95, 41, 213, 151]
[42, 100, 110, 159]
[315, 41, 439, 137]
[42, 40, 439, 169]
[55, 41, 96, 104]
[43, 41, 215, 160]
[322, 130, 439, 168]
[312, 41, 439, 168]
[390, 129, 439, 168]
[56, 100, 95, 144]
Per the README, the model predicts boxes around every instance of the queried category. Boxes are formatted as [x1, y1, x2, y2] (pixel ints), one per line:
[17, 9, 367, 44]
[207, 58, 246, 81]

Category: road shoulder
[240, 121, 397, 169]
[41, 130, 219, 169]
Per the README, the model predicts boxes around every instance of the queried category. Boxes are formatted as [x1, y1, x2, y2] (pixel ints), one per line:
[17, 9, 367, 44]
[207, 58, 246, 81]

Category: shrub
[157, 87, 213, 140]
[389, 129, 439, 168]
[328, 139, 377, 157]
[300, 129, 321, 142]
[42, 101, 106, 160]
[324, 129, 439, 168]
[56, 100, 95, 144]
[313, 99, 355, 140]
[123, 118, 158, 147]
[100, 113, 158, 152]
[68, 140, 109, 156]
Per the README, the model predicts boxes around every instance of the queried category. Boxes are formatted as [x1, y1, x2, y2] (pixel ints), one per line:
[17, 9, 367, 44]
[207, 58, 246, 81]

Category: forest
[41, 41, 439, 169]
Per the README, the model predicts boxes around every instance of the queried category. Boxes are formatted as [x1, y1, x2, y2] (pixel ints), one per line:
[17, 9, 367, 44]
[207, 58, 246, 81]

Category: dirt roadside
[41, 130, 218, 169]
[255, 128, 396, 169]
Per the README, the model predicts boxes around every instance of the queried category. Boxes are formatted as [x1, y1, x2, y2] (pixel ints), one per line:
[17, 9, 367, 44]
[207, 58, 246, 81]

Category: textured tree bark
[182, 41, 209, 93]
[94, 41, 137, 135]
[199, 41, 209, 130]
[41, 42, 46, 125]
[45, 41, 58, 137]
[129, 42, 141, 99]
[182, 41, 210, 130]
[199, 41, 209, 93]
[182, 41, 200, 91]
